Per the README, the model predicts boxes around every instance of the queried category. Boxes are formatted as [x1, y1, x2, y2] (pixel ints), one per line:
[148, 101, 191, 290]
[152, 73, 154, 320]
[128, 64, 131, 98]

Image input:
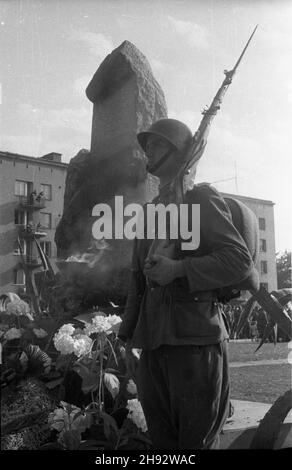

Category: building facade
[0, 151, 68, 296]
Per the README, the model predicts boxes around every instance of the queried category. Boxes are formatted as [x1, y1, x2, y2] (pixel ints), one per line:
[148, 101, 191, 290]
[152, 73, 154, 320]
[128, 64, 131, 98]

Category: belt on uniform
[174, 290, 217, 302]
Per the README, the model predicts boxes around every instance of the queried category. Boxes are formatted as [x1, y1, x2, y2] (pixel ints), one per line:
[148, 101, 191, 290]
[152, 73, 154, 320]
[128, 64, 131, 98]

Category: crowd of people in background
[222, 303, 291, 342]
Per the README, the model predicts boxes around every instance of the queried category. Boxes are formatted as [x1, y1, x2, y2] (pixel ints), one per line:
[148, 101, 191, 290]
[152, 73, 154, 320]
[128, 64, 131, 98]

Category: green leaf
[100, 411, 119, 440]
[55, 354, 71, 371]
[71, 411, 92, 433]
[104, 367, 119, 374]
[255, 321, 277, 352]
[79, 439, 106, 450]
[72, 361, 90, 374]
[40, 442, 65, 450]
[45, 377, 64, 389]
[135, 432, 153, 445]
[109, 321, 122, 335]
[78, 354, 99, 369]
[80, 376, 99, 394]
[104, 372, 120, 399]
[71, 409, 86, 423]
[73, 363, 99, 394]
[74, 311, 106, 324]
[62, 430, 81, 450]
[116, 437, 129, 449]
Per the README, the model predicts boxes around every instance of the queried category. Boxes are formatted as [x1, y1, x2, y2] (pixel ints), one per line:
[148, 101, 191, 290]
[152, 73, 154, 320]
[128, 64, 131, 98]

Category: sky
[0, 0, 291, 252]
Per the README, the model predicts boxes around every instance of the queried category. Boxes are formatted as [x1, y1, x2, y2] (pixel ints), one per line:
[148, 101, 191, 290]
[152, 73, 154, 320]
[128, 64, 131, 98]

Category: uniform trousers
[136, 341, 230, 449]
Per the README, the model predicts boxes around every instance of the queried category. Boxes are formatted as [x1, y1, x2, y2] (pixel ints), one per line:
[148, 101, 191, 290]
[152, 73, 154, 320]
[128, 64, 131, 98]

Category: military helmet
[137, 118, 193, 153]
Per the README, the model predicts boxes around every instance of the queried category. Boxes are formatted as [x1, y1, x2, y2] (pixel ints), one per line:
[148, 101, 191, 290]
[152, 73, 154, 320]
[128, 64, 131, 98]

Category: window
[14, 210, 28, 225]
[40, 184, 52, 200]
[13, 239, 27, 255]
[40, 213, 51, 229]
[260, 239, 267, 252]
[259, 217, 266, 230]
[260, 261, 268, 274]
[40, 241, 51, 257]
[260, 282, 269, 291]
[13, 269, 26, 285]
[15, 180, 29, 196]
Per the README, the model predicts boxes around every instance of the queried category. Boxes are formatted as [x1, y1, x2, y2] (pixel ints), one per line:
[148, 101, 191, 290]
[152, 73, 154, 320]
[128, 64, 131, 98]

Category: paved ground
[229, 358, 289, 367]
[222, 344, 292, 448]
[221, 399, 292, 449]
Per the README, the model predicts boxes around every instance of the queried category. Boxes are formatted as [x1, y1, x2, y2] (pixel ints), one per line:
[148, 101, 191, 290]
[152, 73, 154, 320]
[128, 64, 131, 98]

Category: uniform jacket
[118, 184, 254, 349]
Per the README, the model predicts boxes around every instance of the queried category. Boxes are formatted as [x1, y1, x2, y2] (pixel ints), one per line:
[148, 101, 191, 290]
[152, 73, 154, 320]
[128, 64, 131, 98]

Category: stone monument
[55, 40, 167, 307]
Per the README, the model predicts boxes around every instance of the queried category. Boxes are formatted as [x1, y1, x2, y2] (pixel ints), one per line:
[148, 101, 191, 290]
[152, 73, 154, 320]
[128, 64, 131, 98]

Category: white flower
[126, 379, 137, 395]
[107, 314, 122, 326]
[58, 323, 75, 336]
[53, 324, 93, 358]
[33, 328, 48, 338]
[119, 345, 126, 359]
[107, 314, 122, 334]
[4, 327, 22, 340]
[132, 348, 142, 360]
[53, 324, 76, 354]
[84, 314, 122, 336]
[6, 299, 33, 320]
[104, 372, 120, 399]
[84, 315, 111, 336]
[48, 402, 90, 436]
[126, 399, 148, 433]
[48, 407, 67, 432]
[53, 332, 75, 355]
[73, 334, 92, 358]
[92, 314, 111, 331]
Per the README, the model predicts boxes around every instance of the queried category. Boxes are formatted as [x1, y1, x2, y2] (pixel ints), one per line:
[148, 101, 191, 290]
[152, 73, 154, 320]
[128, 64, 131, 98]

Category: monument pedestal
[220, 399, 292, 449]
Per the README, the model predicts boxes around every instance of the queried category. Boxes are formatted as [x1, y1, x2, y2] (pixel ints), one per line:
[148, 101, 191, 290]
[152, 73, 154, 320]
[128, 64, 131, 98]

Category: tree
[276, 250, 292, 289]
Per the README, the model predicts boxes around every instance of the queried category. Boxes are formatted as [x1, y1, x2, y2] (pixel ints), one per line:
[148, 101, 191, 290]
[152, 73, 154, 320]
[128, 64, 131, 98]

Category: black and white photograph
[0, 0, 291, 458]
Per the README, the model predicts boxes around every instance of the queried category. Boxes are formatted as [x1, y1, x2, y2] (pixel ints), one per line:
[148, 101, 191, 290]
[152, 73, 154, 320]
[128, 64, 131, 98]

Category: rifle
[146, 26, 258, 273]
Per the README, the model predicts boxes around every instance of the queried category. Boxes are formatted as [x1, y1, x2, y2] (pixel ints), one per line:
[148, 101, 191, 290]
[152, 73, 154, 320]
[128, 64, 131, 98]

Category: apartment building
[0, 151, 68, 296]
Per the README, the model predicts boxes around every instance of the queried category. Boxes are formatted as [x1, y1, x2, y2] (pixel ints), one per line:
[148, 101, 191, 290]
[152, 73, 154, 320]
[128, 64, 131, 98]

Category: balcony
[17, 194, 46, 210]
[18, 224, 47, 239]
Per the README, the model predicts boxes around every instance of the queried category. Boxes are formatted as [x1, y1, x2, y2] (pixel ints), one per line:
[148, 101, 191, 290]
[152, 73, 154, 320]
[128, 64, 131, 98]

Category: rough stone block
[55, 41, 166, 307]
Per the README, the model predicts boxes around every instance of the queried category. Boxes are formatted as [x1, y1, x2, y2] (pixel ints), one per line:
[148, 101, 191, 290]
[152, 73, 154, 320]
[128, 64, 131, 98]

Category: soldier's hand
[144, 254, 185, 286]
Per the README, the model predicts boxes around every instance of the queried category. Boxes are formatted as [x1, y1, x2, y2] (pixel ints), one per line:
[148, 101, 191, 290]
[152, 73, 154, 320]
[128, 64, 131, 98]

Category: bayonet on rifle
[183, 25, 258, 180]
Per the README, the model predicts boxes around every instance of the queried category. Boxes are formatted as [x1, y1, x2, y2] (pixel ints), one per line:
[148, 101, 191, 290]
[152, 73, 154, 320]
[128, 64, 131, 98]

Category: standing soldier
[118, 118, 254, 449]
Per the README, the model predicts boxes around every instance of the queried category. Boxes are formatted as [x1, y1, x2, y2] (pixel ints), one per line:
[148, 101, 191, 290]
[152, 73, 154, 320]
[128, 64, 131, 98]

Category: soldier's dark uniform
[118, 118, 254, 449]
[119, 183, 254, 449]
